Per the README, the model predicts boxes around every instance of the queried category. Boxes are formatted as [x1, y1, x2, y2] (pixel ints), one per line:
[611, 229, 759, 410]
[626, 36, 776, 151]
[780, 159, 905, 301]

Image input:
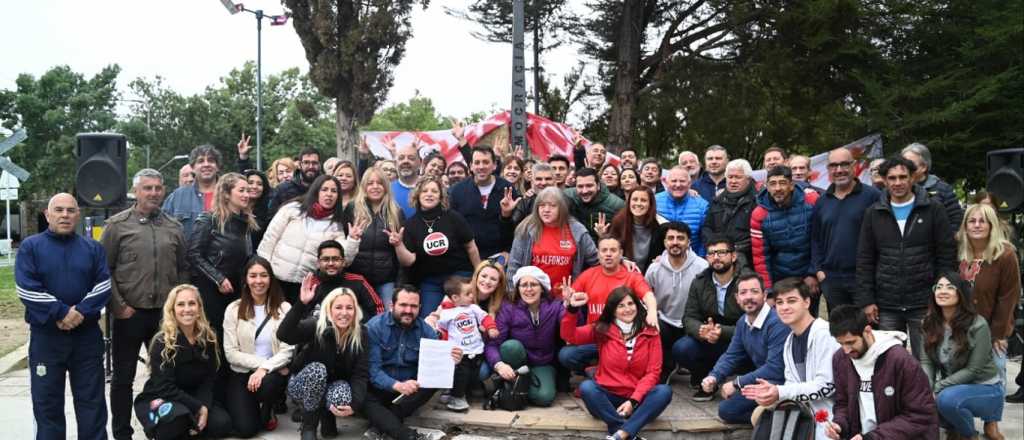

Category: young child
[436, 276, 498, 411]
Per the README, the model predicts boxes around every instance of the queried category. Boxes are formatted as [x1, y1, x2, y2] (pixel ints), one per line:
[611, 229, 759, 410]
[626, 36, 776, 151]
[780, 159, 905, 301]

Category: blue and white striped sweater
[15, 229, 111, 328]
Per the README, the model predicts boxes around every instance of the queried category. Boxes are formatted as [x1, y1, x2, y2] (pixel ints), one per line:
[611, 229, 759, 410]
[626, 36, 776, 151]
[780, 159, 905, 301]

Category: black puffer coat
[921, 174, 964, 236]
[701, 181, 757, 269]
[855, 186, 956, 311]
[343, 203, 406, 286]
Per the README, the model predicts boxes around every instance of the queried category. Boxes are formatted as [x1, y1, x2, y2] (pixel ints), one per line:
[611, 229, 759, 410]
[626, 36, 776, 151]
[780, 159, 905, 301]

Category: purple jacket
[486, 298, 564, 367]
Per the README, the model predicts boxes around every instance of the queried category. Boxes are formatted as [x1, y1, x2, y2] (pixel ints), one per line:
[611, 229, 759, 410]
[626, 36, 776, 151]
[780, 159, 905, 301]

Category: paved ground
[1, 358, 1020, 439]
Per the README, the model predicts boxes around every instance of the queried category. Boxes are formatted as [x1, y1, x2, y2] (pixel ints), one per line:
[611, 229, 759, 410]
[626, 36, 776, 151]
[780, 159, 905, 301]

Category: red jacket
[560, 309, 661, 402]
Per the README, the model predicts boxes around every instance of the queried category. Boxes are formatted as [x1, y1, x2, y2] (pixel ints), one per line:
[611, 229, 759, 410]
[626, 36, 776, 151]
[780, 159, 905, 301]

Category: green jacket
[920, 315, 999, 393]
[564, 184, 624, 241]
[682, 267, 744, 341]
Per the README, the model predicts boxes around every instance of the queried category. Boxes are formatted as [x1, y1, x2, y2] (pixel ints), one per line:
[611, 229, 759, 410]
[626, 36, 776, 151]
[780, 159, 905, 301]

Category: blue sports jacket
[366, 311, 439, 391]
[16, 230, 111, 328]
[655, 191, 709, 256]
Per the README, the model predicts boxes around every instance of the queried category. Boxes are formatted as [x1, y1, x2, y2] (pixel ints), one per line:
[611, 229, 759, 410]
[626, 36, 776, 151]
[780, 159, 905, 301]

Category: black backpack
[484, 371, 532, 411]
[751, 400, 816, 440]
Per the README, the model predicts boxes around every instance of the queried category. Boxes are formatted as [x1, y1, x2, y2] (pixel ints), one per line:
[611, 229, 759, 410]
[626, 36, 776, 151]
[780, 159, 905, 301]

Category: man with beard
[163, 144, 222, 238]
[740, 278, 840, 437]
[365, 286, 463, 440]
[673, 237, 743, 401]
[639, 159, 664, 193]
[450, 146, 517, 259]
[700, 273, 788, 425]
[302, 240, 383, 323]
[560, 237, 658, 374]
[655, 166, 709, 256]
[644, 222, 708, 383]
[678, 151, 702, 179]
[619, 148, 638, 170]
[855, 156, 954, 360]
[446, 161, 469, 187]
[693, 145, 729, 203]
[102, 169, 188, 440]
[810, 148, 881, 313]
[511, 162, 556, 224]
[269, 147, 323, 215]
[750, 166, 820, 308]
[392, 142, 423, 218]
[702, 159, 758, 270]
[901, 142, 964, 236]
[548, 154, 571, 189]
[824, 305, 938, 440]
[564, 167, 625, 242]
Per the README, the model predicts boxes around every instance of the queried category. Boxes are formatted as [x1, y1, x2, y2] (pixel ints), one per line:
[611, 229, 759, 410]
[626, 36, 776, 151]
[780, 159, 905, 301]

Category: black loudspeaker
[75, 133, 128, 208]
[987, 148, 1024, 213]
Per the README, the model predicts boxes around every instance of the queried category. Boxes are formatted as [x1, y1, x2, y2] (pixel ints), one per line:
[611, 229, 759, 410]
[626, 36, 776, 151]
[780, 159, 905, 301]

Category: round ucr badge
[884, 386, 895, 397]
[423, 232, 450, 256]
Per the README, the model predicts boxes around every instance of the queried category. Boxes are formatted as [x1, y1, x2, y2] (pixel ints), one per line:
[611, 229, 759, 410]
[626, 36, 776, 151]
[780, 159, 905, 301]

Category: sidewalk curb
[0, 341, 28, 375]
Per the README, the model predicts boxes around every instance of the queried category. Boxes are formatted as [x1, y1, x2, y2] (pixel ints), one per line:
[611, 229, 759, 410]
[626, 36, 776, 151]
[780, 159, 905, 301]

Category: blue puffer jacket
[750, 187, 818, 290]
[654, 191, 709, 256]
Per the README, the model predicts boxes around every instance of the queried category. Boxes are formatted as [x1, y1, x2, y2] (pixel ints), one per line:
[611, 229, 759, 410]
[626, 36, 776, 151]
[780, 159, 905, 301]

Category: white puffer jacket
[257, 201, 360, 283]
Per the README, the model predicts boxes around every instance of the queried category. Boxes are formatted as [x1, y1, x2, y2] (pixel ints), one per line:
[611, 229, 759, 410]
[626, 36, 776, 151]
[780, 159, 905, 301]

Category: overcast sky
[1, 0, 584, 122]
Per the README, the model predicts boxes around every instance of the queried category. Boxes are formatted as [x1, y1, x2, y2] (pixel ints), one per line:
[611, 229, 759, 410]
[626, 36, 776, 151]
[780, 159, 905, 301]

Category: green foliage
[363, 95, 448, 131]
[0, 65, 121, 199]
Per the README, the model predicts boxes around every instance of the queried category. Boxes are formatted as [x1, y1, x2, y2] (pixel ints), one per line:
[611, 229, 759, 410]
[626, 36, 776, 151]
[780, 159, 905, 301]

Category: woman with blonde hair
[344, 167, 406, 307]
[278, 284, 369, 440]
[268, 157, 296, 188]
[134, 284, 232, 439]
[956, 203, 1020, 391]
[223, 257, 294, 436]
[258, 175, 367, 304]
[188, 172, 259, 338]
[507, 186, 598, 298]
[331, 160, 359, 209]
[387, 177, 481, 316]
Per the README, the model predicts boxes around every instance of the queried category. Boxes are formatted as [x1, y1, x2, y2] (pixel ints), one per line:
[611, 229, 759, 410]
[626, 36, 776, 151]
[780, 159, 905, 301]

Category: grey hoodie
[644, 248, 708, 328]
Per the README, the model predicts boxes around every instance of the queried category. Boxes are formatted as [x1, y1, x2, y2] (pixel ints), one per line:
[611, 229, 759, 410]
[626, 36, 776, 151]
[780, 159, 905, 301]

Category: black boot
[320, 408, 339, 438]
[300, 410, 319, 440]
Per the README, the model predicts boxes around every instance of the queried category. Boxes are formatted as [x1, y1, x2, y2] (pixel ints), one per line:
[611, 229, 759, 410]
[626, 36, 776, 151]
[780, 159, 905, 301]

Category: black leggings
[224, 369, 288, 437]
[363, 386, 437, 440]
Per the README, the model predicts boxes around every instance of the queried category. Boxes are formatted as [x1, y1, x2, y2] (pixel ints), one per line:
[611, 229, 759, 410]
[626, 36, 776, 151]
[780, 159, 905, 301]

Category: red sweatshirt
[560, 309, 662, 402]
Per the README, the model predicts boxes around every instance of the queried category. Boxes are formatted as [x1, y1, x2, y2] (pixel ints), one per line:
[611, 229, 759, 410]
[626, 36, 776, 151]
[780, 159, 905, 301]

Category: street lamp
[158, 155, 189, 173]
[219, 0, 289, 172]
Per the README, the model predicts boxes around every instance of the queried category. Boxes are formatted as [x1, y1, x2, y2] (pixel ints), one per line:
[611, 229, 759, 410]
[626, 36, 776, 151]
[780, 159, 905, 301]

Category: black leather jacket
[187, 212, 253, 286]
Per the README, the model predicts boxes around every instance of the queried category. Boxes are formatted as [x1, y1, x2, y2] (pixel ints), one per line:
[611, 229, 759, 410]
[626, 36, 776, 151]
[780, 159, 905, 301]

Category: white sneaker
[446, 396, 469, 412]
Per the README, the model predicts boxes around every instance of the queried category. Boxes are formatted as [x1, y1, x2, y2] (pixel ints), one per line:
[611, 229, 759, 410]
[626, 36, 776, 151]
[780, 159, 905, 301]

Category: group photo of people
[16, 133, 1023, 440]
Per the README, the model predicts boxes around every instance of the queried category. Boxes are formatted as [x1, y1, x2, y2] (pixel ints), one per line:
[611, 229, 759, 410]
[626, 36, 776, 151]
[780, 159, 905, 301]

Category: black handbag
[751, 400, 816, 440]
[484, 371, 532, 411]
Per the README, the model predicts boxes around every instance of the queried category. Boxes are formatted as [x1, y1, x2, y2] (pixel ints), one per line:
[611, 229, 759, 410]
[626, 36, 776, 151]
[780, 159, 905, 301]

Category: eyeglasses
[319, 256, 343, 263]
[707, 249, 734, 256]
[827, 161, 854, 170]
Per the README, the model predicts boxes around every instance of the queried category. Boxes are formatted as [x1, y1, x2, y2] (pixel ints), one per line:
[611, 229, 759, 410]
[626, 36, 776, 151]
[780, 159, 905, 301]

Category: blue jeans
[418, 271, 472, 319]
[671, 336, 729, 380]
[558, 344, 598, 373]
[878, 307, 925, 360]
[374, 282, 395, 311]
[994, 348, 1008, 386]
[936, 383, 1004, 436]
[718, 389, 758, 425]
[579, 380, 672, 437]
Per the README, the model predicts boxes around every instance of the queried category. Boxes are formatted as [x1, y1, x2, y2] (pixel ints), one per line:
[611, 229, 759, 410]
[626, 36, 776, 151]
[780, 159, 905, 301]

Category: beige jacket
[223, 300, 295, 374]
[257, 201, 360, 283]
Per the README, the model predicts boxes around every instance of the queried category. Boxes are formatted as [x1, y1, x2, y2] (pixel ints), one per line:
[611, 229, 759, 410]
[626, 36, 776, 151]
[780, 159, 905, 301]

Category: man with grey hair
[17, 193, 112, 440]
[163, 144, 223, 237]
[392, 141, 422, 218]
[678, 151, 702, 179]
[901, 142, 963, 234]
[702, 159, 758, 268]
[512, 162, 556, 224]
[694, 145, 729, 202]
[178, 163, 194, 187]
[102, 169, 188, 440]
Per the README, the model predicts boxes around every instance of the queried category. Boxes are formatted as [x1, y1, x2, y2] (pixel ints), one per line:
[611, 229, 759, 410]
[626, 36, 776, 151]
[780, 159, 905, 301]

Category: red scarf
[309, 202, 334, 220]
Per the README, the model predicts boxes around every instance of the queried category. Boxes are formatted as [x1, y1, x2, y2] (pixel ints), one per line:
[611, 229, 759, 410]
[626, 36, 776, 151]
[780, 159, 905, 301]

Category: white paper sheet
[416, 339, 455, 389]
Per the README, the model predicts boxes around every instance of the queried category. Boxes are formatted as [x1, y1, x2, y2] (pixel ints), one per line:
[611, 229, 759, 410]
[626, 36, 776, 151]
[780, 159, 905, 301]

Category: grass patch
[0, 264, 21, 320]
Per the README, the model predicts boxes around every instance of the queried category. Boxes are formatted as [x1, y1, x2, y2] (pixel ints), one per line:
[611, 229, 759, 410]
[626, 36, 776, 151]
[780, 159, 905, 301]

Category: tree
[0, 65, 121, 199]
[284, 0, 427, 160]
[446, 0, 580, 117]
[363, 94, 448, 131]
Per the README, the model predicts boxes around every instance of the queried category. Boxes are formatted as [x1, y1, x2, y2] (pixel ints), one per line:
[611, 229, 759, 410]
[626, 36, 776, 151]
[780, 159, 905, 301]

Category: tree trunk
[334, 98, 357, 162]
[606, 0, 644, 154]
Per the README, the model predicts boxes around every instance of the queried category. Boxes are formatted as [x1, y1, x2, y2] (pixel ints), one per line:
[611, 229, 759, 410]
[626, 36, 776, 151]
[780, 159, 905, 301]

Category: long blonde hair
[352, 167, 402, 231]
[315, 288, 364, 354]
[153, 284, 220, 370]
[471, 259, 511, 315]
[957, 203, 1016, 264]
[212, 173, 259, 233]
[268, 157, 296, 187]
[516, 186, 569, 236]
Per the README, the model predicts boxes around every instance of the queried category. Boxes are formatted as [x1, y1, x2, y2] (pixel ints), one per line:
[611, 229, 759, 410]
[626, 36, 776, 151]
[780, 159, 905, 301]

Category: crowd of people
[15, 132, 1022, 440]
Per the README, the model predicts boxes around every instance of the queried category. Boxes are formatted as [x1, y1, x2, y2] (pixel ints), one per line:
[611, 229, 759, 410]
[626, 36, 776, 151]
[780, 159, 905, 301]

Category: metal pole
[4, 198, 10, 266]
[255, 10, 264, 171]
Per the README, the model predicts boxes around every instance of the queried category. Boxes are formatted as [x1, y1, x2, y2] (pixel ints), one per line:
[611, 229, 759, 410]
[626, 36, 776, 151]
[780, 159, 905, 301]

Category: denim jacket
[366, 312, 439, 391]
[162, 184, 208, 239]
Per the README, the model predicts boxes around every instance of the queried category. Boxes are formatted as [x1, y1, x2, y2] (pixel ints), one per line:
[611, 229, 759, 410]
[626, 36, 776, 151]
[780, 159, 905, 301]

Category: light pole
[158, 155, 189, 173]
[219, 1, 289, 171]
